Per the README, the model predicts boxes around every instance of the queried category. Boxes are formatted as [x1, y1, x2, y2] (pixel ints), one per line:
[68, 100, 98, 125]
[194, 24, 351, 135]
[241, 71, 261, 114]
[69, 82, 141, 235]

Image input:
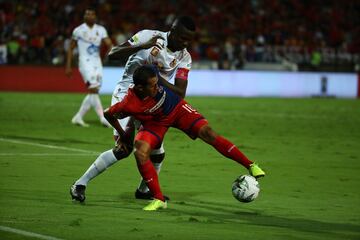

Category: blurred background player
[70, 16, 195, 202]
[103, 65, 265, 210]
[65, 7, 113, 127]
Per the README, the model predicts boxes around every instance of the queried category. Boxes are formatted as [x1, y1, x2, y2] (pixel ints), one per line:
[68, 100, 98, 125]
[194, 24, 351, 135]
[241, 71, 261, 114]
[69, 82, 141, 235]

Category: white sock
[90, 94, 104, 119]
[75, 149, 117, 186]
[138, 162, 162, 193]
[77, 94, 92, 119]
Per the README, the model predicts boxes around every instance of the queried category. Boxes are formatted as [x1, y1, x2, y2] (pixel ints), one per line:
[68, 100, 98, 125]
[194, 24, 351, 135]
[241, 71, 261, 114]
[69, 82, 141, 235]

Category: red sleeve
[108, 101, 127, 119]
[175, 68, 189, 81]
[108, 91, 132, 118]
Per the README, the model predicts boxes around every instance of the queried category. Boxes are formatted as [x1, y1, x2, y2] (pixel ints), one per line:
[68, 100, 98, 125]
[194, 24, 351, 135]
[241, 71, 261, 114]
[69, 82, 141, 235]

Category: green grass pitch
[0, 92, 359, 240]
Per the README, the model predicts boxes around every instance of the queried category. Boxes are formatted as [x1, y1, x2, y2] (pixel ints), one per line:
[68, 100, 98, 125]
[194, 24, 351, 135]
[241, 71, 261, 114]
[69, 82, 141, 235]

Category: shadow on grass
[168, 198, 360, 238]
[3, 188, 359, 239]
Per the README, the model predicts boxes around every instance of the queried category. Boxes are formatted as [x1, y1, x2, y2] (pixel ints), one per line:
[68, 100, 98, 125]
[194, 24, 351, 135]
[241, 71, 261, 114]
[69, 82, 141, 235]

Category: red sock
[212, 136, 253, 168]
[137, 159, 164, 201]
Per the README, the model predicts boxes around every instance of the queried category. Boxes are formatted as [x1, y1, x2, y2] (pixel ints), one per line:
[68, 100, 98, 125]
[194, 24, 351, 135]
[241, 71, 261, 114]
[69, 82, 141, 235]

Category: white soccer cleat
[71, 115, 89, 127]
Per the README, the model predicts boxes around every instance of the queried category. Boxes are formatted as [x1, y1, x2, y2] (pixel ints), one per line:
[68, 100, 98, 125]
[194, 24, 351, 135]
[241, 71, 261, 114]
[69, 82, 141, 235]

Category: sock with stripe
[211, 135, 252, 168]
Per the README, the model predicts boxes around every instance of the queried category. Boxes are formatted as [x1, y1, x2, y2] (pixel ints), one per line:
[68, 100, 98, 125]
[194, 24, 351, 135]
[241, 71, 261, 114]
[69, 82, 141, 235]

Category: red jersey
[108, 84, 208, 149]
[108, 84, 183, 124]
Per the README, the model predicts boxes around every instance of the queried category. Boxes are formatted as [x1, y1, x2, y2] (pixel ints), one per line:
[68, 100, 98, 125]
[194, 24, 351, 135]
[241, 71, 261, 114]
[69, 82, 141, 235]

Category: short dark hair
[85, 6, 97, 14]
[133, 65, 158, 86]
[174, 16, 196, 31]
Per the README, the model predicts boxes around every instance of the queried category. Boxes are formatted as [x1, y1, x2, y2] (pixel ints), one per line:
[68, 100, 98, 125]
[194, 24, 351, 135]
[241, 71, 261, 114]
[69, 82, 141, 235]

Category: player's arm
[108, 35, 164, 61]
[104, 103, 127, 138]
[158, 66, 190, 98]
[158, 75, 188, 98]
[101, 37, 113, 61]
[65, 39, 77, 78]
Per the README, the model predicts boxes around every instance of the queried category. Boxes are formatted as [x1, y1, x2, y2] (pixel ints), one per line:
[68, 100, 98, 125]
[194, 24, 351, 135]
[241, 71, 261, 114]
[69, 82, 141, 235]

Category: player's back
[115, 83, 182, 122]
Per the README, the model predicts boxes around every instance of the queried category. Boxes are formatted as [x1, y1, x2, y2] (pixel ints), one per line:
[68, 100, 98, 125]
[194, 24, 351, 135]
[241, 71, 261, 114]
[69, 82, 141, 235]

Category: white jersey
[72, 23, 108, 68]
[118, 30, 192, 89]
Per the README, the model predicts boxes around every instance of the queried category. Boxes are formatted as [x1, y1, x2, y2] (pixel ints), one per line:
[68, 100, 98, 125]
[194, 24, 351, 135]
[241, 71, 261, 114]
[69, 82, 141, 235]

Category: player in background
[103, 65, 265, 210]
[70, 16, 196, 202]
[65, 7, 113, 127]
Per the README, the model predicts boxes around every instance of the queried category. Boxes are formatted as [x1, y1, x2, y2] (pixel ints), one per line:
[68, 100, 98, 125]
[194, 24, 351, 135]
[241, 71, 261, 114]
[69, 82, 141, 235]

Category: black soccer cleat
[135, 189, 170, 201]
[70, 184, 86, 203]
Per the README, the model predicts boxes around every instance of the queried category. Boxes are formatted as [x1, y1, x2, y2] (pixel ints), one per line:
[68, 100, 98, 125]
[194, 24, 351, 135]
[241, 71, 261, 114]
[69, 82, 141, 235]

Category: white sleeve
[127, 30, 159, 46]
[100, 26, 109, 39]
[178, 52, 192, 70]
[72, 27, 80, 41]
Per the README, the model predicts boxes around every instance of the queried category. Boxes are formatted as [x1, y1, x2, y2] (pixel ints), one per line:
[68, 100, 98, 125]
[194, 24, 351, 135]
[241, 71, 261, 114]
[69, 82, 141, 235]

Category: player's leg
[176, 102, 265, 178]
[89, 71, 111, 127]
[134, 130, 167, 210]
[197, 124, 265, 178]
[71, 93, 92, 127]
[70, 117, 135, 202]
[71, 67, 94, 127]
[135, 143, 167, 199]
[134, 125, 168, 210]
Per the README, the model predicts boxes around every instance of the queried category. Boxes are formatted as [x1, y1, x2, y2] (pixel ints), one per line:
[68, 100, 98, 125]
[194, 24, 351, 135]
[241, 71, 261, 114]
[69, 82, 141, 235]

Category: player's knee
[134, 141, 150, 163]
[112, 143, 133, 160]
[88, 87, 100, 93]
[199, 125, 217, 143]
[134, 148, 147, 163]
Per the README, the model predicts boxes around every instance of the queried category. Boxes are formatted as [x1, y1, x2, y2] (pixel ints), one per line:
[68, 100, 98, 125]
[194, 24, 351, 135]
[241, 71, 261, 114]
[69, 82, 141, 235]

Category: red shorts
[135, 100, 208, 149]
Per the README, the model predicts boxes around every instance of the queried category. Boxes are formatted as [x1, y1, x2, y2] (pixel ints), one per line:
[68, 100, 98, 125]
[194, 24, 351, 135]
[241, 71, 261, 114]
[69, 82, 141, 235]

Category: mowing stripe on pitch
[0, 137, 100, 154]
[209, 110, 326, 119]
[0, 225, 64, 240]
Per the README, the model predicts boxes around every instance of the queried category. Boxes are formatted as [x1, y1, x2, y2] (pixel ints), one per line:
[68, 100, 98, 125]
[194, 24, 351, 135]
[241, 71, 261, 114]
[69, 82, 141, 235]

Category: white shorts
[79, 64, 103, 89]
[111, 83, 165, 154]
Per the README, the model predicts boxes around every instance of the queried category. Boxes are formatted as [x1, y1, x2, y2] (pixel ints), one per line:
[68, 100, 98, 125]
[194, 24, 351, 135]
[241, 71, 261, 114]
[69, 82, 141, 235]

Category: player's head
[133, 65, 159, 98]
[84, 7, 97, 25]
[168, 16, 196, 51]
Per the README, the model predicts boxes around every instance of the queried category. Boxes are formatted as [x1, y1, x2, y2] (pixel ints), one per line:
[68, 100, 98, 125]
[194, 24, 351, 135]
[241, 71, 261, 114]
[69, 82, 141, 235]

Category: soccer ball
[232, 175, 260, 203]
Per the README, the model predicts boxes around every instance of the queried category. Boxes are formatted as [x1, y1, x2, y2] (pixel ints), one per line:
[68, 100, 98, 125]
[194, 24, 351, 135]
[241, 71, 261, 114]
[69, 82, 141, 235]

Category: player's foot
[100, 117, 112, 128]
[70, 184, 86, 202]
[249, 163, 265, 178]
[143, 199, 167, 211]
[135, 189, 170, 201]
[71, 116, 89, 127]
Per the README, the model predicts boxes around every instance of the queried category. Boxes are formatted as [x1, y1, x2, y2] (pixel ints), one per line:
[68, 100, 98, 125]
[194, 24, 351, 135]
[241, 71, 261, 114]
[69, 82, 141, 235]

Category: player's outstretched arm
[108, 36, 165, 61]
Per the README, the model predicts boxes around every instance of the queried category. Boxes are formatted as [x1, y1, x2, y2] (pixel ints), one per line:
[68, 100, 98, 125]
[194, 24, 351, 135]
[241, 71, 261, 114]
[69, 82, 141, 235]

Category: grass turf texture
[0, 92, 359, 240]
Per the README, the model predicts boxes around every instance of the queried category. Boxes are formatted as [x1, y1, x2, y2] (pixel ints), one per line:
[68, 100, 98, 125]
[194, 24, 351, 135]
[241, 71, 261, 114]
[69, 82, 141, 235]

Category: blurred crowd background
[1, 0, 359, 71]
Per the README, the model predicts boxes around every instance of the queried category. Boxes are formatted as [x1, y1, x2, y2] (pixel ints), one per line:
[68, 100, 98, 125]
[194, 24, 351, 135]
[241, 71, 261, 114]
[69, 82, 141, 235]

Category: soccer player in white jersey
[65, 7, 113, 127]
[70, 16, 196, 202]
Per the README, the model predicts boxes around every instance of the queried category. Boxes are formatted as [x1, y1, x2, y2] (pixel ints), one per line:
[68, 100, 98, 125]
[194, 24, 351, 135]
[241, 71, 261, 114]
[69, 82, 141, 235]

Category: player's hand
[108, 46, 120, 56]
[115, 139, 132, 156]
[141, 36, 165, 50]
[65, 67, 73, 78]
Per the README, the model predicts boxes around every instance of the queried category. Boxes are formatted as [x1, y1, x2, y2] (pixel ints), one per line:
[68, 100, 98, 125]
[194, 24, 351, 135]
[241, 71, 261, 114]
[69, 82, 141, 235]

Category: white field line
[0, 138, 100, 155]
[0, 153, 97, 156]
[0, 225, 64, 240]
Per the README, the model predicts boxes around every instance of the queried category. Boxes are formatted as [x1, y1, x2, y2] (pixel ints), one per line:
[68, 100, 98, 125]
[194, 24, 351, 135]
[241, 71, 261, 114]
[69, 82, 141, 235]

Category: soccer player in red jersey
[103, 65, 266, 211]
